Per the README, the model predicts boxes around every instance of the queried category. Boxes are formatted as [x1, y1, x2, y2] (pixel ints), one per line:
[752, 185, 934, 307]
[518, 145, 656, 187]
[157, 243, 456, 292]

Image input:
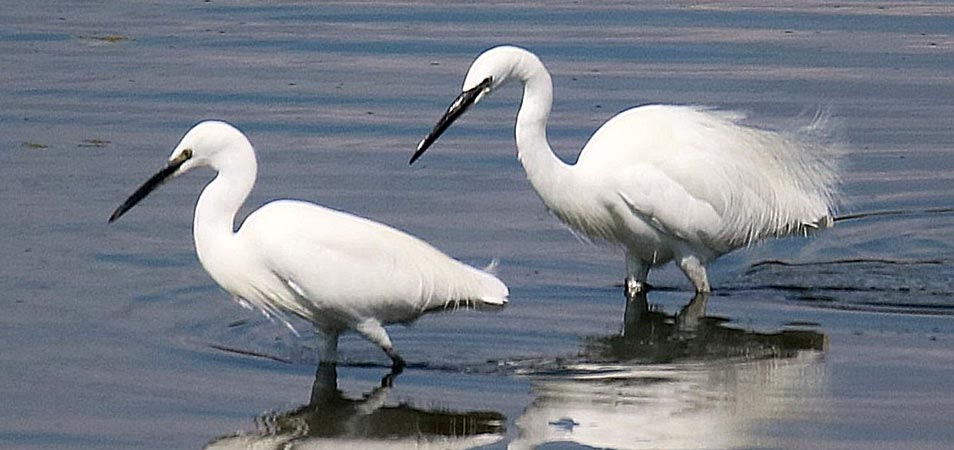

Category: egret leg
[625, 253, 651, 301]
[380, 367, 402, 388]
[676, 253, 710, 293]
[311, 362, 339, 405]
[316, 329, 340, 364]
[675, 292, 709, 332]
[355, 319, 406, 370]
[621, 289, 649, 337]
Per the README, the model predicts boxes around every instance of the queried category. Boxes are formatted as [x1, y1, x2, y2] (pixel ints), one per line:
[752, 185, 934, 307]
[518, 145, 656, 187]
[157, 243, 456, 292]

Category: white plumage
[110, 121, 507, 368]
[412, 45, 841, 296]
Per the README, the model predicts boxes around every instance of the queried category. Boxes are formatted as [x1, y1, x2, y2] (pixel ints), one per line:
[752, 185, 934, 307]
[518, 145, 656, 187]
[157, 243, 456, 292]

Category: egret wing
[241, 200, 506, 324]
[613, 163, 724, 248]
[581, 105, 836, 249]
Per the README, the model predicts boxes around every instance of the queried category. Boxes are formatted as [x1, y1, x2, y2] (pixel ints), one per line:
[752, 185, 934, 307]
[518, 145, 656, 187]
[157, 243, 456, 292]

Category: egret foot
[622, 289, 649, 333]
[381, 364, 404, 387]
[676, 293, 709, 332]
[311, 362, 339, 404]
[625, 278, 651, 301]
[385, 348, 406, 372]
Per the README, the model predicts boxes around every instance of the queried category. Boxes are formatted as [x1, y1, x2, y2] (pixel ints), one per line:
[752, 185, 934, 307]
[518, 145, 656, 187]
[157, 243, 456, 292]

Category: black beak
[108, 151, 191, 223]
[410, 77, 492, 165]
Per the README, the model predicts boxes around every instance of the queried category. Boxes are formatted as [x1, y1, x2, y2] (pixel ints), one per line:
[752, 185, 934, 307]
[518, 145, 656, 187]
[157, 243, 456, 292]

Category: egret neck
[193, 139, 257, 277]
[512, 54, 576, 215]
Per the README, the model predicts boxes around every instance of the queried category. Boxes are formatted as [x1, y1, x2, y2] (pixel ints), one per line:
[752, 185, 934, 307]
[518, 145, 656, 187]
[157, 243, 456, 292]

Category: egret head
[411, 45, 541, 164]
[108, 120, 250, 222]
[171, 120, 249, 173]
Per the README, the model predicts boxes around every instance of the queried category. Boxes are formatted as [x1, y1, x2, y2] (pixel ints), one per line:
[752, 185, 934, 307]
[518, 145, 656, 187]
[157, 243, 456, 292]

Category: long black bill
[108, 152, 190, 223]
[410, 77, 492, 165]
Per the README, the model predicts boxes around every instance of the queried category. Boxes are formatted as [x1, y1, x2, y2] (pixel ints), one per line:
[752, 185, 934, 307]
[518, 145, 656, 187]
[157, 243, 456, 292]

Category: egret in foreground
[110, 121, 508, 369]
[412, 46, 841, 298]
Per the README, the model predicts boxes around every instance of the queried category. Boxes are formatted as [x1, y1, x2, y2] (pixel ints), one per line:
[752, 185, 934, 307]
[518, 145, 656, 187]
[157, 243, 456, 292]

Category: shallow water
[2, 1, 953, 449]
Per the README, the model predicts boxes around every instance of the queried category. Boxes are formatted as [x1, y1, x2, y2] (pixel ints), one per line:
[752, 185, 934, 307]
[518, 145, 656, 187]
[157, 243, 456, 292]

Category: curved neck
[513, 58, 574, 207]
[193, 145, 257, 265]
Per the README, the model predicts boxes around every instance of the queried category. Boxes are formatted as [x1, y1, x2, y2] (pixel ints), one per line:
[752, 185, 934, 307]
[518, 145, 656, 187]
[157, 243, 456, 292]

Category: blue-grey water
[2, 1, 953, 449]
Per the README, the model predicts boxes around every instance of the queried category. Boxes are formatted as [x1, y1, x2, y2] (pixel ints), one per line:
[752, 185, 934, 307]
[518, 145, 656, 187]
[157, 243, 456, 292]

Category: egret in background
[110, 121, 508, 369]
[412, 45, 841, 299]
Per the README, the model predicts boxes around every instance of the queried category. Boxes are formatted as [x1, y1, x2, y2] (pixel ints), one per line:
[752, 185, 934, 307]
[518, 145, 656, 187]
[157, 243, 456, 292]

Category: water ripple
[735, 258, 954, 315]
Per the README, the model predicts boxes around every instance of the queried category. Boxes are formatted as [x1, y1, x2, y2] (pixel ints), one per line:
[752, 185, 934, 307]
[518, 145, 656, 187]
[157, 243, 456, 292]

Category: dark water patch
[785, 320, 821, 327]
[0, 431, 130, 450]
[130, 284, 219, 304]
[171, 336, 310, 377]
[0, 31, 71, 43]
[20, 141, 48, 149]
[183, 319, 315, 362]
[95, 251, 195, 269]
[835, 206, 954, 223]
[737, 258, 954, 315]
[77, 138, 110, 148]
[76, 34, 130, 44]
[206, 343, 295, 365]
[215, 4, 954, 36]
[748, 257, 946, 270]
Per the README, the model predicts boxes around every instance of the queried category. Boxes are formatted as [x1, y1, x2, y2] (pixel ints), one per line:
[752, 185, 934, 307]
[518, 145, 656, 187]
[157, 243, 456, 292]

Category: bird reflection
[510, 293, 828, 450]
[205, 364, 505, 450]
[591, 293, 827, 363]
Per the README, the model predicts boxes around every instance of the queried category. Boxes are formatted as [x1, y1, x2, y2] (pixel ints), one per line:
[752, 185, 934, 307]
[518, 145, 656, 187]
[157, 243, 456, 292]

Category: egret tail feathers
[483, 258, 501, 275]
[427, 262, 509, 313]
[469, 258, 508, 305]
[478, 294, 508, 306]
[471, 272, 509, 307]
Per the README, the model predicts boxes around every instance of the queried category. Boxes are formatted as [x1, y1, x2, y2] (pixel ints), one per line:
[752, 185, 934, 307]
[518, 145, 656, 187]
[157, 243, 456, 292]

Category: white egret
[110, 121, 508, 369]
[412, 45, 841, 298]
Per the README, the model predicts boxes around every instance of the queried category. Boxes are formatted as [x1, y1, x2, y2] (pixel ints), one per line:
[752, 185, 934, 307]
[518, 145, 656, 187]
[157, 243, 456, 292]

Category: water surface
[1, 1, 953, 449]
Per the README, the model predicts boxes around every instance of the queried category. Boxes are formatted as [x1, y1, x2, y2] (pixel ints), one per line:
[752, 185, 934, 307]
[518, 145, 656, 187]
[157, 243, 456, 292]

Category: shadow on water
[203, 364, 505, 449]
[588, 294, 827, 363]
[507, 293, 828, 450]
